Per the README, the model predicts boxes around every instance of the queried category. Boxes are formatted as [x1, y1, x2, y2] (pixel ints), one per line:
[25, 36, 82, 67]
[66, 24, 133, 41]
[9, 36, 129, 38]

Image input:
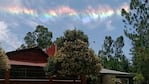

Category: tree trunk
[80, 74, 86, 84]
[5, 69, 10, 84]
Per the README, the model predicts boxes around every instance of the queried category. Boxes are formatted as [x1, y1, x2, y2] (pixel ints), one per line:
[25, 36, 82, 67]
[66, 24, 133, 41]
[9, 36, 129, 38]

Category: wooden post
[129, 77, 133, 84]
[5, 69, 10, 84]
[80, 74, 86, 84]
[49, 76, 52, 84]
[73, 79, 76, 84]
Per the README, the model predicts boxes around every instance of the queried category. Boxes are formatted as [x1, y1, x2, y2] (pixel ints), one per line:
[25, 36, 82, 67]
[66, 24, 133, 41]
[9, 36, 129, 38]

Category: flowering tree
[45, 39, 101, 77]
[45, 29, 101, 84]
[0, 47, 10, 84]
[0, 48, 10, 69]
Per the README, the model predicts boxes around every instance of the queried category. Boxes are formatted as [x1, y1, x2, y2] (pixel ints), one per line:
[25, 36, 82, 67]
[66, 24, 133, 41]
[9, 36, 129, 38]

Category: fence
[0, 79, 81, 84]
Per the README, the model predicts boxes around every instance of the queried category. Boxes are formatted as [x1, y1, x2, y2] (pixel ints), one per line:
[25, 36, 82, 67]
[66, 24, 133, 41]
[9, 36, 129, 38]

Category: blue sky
[0, 0, 132, 58]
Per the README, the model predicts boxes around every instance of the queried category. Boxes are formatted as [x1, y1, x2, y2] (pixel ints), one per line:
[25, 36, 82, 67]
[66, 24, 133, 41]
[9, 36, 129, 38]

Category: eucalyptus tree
[121, 0, 149, 81]
[19, 25, 52, 49]
[98, 36, 129, 72]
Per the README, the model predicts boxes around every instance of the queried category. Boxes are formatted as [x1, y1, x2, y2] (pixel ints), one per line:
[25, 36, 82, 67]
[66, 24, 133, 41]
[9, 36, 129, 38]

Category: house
[0, 45, 133, 84]
[6, 47, 49, 79]
[0, 46, 82, 84]
[100, 68, 133, 84]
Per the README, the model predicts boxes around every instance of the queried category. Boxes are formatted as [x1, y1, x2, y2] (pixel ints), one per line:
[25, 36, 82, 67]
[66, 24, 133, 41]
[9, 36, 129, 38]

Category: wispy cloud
[0, 21, 21, 50]
[105, 20, 115, 31]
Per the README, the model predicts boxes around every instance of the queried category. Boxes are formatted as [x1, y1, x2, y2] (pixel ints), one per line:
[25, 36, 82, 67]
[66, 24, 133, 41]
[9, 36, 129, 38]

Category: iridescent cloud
[0, 4, 129, 23]
[0, 6, 35, 16]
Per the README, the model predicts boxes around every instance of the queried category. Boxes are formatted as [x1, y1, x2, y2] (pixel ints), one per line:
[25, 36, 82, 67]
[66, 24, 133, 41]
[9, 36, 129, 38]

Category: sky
[0, 0, 132, 58]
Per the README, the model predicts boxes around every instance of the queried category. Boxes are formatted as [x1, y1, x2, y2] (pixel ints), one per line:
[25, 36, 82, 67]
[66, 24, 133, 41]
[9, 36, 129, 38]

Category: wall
[102, 75, 116, 84]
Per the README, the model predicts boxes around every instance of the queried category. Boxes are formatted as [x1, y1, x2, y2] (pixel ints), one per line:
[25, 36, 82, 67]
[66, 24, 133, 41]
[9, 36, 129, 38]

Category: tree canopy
[98, 36, 129, 72]
[0, 48, 10, 69]
[55, 29, 88, 49]
[45, 29, 101, 77]
[18, 25, 52, 49]
[121, 0, 149, 82]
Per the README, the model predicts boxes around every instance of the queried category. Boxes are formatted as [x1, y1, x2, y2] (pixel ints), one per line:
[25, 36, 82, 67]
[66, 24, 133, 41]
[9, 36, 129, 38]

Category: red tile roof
[6, 47, 49, 64]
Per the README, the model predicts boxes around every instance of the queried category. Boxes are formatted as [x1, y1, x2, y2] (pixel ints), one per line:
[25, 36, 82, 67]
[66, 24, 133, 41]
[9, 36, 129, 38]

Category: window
[10, 65, 47, 79]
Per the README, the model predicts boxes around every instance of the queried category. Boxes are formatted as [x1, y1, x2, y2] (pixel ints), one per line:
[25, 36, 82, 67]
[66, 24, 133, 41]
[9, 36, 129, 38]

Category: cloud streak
[0, 3, 129, 24]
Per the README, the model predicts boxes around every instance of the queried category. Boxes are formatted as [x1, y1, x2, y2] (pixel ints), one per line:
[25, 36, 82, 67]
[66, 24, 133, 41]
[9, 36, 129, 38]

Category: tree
[121, 0, 149, 81]
[0, 47, 10, 84]
[98, 36, 114, 69]
[113, 36, 129, 72]
[45, 29, 101, 82]
[46, 40, 101, 76]
[98, 36, 129, 72]
[19, 25, 52, 49]
[0, 48, 10, 69]
[55, 29, 88, 49]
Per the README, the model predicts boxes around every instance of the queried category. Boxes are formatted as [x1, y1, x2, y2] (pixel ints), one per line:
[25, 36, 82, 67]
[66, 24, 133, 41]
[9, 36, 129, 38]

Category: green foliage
[98, 36, 129, 72]
[0, 48, 10, 69]
[121, 0, 149, 81]
[55, 29, 88, 49]
[45, 29, 101, 77]
[133, 73, 144, 84]
[45, 57, 57, 76]
[46, 39, 101, 76]
[19, 25, 52, 49]
[87, 75, 99, 84]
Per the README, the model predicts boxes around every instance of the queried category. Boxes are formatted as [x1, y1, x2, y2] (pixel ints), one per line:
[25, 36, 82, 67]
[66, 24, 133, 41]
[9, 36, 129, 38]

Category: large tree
[45, 29, 101, 80]
[121, 0, 149, 81]
[19, 25, 52, 49]
[98, 36, 129, 72]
